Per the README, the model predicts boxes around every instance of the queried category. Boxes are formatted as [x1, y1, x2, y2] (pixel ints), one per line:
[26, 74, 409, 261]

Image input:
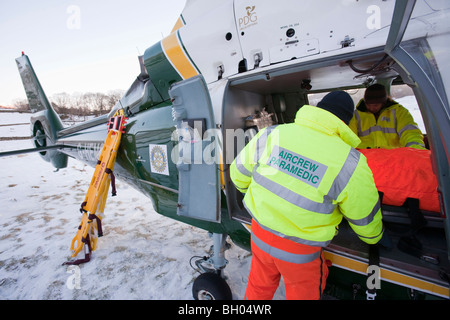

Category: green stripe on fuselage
[143, 41, 183, 101]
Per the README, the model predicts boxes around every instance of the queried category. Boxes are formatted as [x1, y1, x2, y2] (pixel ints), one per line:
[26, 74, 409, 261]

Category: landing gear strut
[191, 233, 232, 300]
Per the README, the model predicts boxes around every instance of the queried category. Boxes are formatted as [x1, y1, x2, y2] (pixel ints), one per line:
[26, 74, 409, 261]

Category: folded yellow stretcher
[64, 110, 127, 265]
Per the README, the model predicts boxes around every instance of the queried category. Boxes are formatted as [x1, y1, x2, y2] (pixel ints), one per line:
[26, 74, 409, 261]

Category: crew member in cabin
[349, 84, 426, 150]
[230, 91, 384, 300]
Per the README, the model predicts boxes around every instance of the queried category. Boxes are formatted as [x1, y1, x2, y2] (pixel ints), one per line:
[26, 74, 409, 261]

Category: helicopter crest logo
[149, 144, 169, 176]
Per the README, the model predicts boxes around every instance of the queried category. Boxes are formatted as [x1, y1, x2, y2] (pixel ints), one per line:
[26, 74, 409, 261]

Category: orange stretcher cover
[359, 148, 440, 213]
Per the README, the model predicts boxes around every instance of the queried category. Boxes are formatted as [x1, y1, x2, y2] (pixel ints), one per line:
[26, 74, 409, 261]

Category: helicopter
[4, 0, 450, 300]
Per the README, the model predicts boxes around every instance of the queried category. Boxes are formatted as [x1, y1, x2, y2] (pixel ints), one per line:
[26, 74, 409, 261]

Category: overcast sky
[0, 0, 186, 106]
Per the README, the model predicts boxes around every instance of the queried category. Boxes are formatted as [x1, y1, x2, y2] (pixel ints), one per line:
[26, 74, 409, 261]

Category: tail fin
[16, 53, 64, 141]
[15, 53, 67, 169]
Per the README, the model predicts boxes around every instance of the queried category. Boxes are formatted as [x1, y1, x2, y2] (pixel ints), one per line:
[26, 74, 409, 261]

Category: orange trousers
[245, 220, 328, 300]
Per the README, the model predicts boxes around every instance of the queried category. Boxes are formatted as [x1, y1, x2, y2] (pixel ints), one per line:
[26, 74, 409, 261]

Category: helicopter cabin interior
[220, 45, 449, 297]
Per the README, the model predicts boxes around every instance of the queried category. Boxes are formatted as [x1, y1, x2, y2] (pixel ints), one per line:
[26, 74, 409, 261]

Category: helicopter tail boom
[15, 53, 67, 169]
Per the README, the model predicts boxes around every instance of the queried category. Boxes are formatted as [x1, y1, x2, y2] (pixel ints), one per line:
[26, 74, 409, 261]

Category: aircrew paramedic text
[177, 303, 272, 318]
[267, 147, 327, 187]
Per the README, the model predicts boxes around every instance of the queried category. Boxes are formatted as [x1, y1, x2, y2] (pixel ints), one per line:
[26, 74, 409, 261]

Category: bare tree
[92, 93, 108, 116]
[13, 98, 29, 112]
[107, 90, 125, 110]
[47, 90, 125, 118]
[68, 92, 87, 118]
[52, 92, 71, 115]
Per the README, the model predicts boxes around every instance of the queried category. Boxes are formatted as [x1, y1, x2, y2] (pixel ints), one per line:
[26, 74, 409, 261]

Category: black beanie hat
[316, 91, 355, 125]
[364, 84, 388, 105]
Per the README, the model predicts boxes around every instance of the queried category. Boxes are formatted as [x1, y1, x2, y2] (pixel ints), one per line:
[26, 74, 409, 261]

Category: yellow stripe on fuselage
[161, 32, 198, 80]
[323, 250, 449, 299]
[171, 17, 184, 33]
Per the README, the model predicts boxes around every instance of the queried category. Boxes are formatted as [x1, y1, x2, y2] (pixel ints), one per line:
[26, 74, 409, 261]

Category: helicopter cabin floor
[326, 207, 449, 297]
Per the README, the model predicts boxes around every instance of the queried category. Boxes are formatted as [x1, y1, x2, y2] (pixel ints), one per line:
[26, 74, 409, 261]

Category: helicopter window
[307, 84, 425, 135]
[390, 85, 425, 134]
[308, 89, 364, 109]
[108, 78, 164, 118]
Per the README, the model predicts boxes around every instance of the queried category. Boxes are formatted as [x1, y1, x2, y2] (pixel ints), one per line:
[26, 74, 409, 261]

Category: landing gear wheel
[192, 272, 232, 300]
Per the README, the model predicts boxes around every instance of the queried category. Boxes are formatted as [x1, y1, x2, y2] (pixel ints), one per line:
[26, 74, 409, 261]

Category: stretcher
[63, 110, 127, 265]
[360, 147, 444, 263]
[359, 147, 440, 214]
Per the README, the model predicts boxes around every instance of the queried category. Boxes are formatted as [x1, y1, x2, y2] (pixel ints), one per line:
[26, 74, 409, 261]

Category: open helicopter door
[169, 75, 221, 223]
[384, 0, 450, 259]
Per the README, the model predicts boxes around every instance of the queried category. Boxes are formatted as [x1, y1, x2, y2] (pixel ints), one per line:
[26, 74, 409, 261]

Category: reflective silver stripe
[405, 141, 425, 148]
[243, 202, 332, 247]
[235, 152, 252, 177]
[254, 125, 279, 163]
[345, 198, 381, 226]
[251, 232, 320, 264]
[252, 170, 337, 214]
[234, 126, 279, 185]
[252, 147, 359, 214]
[236, 186, 248, 193]
[356, 109, 401, 137]
[398, 124, 421, 138]
[325, 148, 360, 201]
[358, 226, 385, 241]
[359, 125, 397, 137]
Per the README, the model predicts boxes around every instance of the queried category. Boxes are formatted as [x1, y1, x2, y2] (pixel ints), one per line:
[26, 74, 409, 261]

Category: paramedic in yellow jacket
[230, 91, 384, 300]
[349, 84, 426, 149]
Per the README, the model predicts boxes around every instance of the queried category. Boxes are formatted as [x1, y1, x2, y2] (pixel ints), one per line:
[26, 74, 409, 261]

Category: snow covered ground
[0, 112, 267, 300]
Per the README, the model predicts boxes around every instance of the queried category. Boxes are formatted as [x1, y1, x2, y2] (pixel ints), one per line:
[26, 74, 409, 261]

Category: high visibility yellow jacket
[349, 99, 425, 150]
[231, 105, 384, 247]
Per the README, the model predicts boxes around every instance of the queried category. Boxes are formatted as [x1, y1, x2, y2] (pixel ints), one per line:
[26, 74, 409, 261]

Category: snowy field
[0, 112, 266, 300]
